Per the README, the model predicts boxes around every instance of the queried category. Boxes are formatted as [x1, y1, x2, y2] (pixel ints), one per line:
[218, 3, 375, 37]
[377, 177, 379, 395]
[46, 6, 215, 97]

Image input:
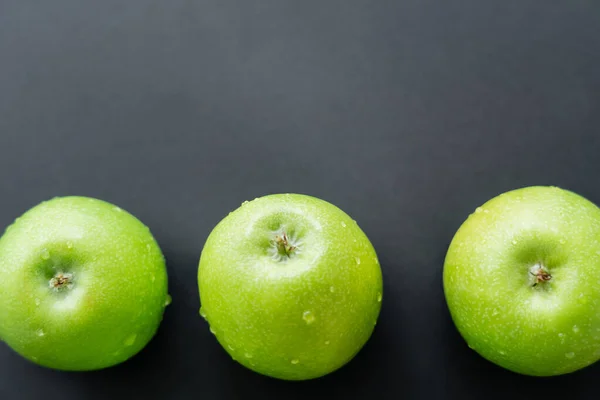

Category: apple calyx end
[529, 263, 552, 287]
[274, 232, 296, 258]
[49, 272, 74, 292]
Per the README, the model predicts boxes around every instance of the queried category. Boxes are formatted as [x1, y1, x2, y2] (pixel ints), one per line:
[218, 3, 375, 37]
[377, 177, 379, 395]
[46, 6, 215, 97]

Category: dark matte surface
[1, 1, 600, 399]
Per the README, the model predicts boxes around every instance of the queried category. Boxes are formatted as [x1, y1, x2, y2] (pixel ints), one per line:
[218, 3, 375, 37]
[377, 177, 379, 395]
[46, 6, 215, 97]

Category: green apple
[198, 194, 383, 380]
[0, 197, 169, 371]
[444, 186, 600, 376]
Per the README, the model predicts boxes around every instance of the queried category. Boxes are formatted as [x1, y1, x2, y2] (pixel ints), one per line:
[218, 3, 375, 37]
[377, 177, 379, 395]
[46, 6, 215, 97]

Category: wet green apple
[198, 194, 383, 380]
[0, 197, 169, 371]
[444, 186, 600, 376]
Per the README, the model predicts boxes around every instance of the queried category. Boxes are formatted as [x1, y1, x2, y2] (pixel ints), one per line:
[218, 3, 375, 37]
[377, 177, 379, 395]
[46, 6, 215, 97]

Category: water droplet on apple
[199, 307, 207, 319]
[244, 353, 253, 359]
[483, 209, 489, 214]
[377, 292, 382, 302]
[291, 359, 300, 365]
[36, 329, 45, 337]
[113, 206, 123, 213]
[560, 239, 566, 245]
[146, 243, 152, 252]
[499, 350, 506, 356]
[227, 344, 234, 351]
[302, 311, 315, 324]
[341, 222, 346, 228]
[164, 294, 172, 307]
[565, 352, 575, 359]
[31, 356, 38, 362]
[209, 326, 216, 335]
[66, 241, 73, 250]
[573, 325, 580, 334]
[355, 257, 361, 265]
[325, 341, 330, 345]
[475, 207, 483, 213]
[151, 274, 156, 282]
[511, 240, 517, 245]
[40, 249, 50, 260]
[329, 286, 335, 293]
[124, 334, 137, 346]
[34, 298, 41, 306]
[241, 200, 249, 206]
[374, 258, 379, 265]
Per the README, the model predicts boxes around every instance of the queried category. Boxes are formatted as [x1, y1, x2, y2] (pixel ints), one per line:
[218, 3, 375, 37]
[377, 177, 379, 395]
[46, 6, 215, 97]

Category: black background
[1, 1, 599, 399]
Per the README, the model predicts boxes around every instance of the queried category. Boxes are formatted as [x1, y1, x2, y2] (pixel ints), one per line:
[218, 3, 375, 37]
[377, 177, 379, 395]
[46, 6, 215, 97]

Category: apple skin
[444, 186, 600, 376]
[198, 194, 383, 380]
[0, 197, 169, 371]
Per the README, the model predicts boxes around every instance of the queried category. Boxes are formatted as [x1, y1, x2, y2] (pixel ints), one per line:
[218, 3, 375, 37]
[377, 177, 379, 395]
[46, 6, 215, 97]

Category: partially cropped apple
[444, 186, 600, 376]
[0, 197, 169, 371]
[198, 194, 383, 380]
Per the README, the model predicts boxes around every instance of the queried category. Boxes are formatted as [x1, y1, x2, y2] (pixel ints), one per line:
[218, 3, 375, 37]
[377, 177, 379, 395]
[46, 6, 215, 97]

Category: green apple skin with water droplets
[198, 194, 383, 380]
[444, 186, 600, 376]
[0, 197, 169, 371]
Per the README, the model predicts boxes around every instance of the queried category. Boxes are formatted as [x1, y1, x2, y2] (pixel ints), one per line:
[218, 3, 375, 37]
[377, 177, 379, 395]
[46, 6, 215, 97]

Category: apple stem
[529, 264, 552, 287]
[49, 272, 74, 291]
[274, 233, 296, 258]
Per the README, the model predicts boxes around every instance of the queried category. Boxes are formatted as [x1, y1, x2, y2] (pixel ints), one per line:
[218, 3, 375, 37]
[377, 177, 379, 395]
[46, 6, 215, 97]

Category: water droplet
[209, 326, 216, 335]
[325, 341, 330, 345]
[241, 200, 249, 206]
[468, 343, 475, 350]
[558, 332, 565, 338]
[113, 206, 123, 213]
[483, 209, 489, 214]
[511, 240, 518, 245]
[374, 258, 379, 265]
[151, 275, 156, 282]
[244, 353, 253, 359]
[329, 286, 335, 293]
[475, 207, 483, 214]
[31, 356, 38, 362]
[302, 311, 315, 324]
[227, 344, 234, 351]
[565, 352, 575, 359]
[40, 249, 50, 260]
[199, 307, 207, 319]
[291, 359, 299, 365]
[341, 222, 346, 228]
[164, 294, 172, 307]
[560, 239, 566, 245]
[124, 334, 137, 346]
[573, 325, 580, 334]
[34, 298, 40, 306]
[146, 243, 152, 252]
[66, 241, 73, 249]
[355, 257, 361, 265]
[499, 350, 506, 356]
[377, 292, 382, 302]
[36, 329, 45, 337]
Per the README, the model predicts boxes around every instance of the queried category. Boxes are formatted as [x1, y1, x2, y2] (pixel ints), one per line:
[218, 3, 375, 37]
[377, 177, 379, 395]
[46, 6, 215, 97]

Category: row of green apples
[0, 186, 598, 380]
